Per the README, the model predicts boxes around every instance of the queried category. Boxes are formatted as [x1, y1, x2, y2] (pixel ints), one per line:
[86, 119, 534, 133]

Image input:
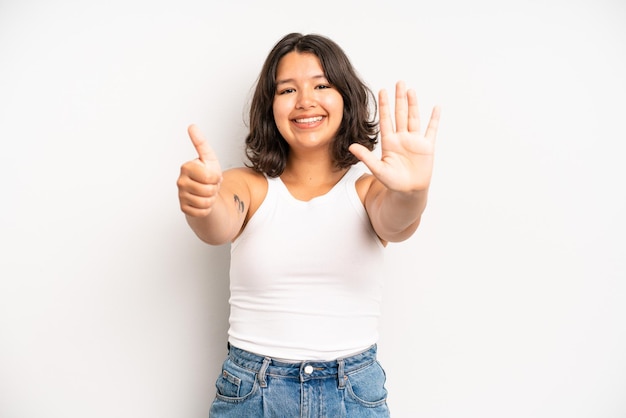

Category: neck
[280, 156, 349, 201]
[282, 156, 344, 185]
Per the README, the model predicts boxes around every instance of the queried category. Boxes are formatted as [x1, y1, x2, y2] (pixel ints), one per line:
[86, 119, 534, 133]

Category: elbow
[195, 233, 231, 246]
[186, 215, 235, 246]
[375, 217, 421, 243]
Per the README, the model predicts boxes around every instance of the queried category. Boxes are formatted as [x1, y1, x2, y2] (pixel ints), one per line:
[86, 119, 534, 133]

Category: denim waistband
[227, 343, 378, 383]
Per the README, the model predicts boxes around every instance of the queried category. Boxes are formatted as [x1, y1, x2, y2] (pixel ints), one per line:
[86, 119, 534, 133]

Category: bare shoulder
[224, 166, 263, 181]
[224, 167, 266, 191]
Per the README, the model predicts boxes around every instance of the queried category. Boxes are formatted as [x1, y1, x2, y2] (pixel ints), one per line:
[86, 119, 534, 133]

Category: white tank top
[228, 164, 385, 361]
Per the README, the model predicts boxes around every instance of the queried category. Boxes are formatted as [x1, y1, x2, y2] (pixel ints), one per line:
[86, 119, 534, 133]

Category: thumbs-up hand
[177, 124, 224, 217]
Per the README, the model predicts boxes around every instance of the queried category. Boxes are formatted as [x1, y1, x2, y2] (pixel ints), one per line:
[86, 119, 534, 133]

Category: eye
[316, 84, 331, 90]
[277, 88, 295, 95]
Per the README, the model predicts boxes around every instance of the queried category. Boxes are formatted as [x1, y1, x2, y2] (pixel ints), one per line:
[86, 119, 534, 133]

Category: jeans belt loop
[258, 357, 271, 388]
[337, 358, 346, 389]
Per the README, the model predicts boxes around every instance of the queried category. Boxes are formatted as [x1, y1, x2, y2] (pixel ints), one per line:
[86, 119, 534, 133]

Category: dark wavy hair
[245, 33, 378, 177]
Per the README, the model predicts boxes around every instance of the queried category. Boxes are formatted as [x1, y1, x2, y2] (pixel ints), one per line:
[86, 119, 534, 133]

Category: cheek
[272, 99, 288, 122]
[325, 97, 344, 125]
[324, 94, 344, 115]
[272, 101, 290, 136]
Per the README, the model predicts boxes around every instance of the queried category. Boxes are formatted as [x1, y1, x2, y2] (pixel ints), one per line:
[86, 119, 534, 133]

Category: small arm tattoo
[233, 194, 245, 213]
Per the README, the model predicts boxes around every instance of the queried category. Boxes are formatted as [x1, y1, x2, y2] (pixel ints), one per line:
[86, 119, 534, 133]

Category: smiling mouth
[294, 116, 323, 124]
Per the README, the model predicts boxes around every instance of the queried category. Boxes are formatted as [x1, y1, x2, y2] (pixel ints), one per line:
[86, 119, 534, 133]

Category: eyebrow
[275, 74, 328, 86]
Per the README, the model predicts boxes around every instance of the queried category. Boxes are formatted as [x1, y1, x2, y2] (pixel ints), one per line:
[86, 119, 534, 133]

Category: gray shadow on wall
[177, 237, 232, 408]
[202, 243, 231, 350]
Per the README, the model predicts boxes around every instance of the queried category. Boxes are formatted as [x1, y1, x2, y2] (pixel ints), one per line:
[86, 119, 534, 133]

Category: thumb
[349, 143, 382, 175]
[188, 124, 218, 164]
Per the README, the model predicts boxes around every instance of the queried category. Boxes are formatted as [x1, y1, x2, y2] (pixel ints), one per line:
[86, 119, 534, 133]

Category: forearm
[369, 187, 429, 242]
[186, 193, 244, 246]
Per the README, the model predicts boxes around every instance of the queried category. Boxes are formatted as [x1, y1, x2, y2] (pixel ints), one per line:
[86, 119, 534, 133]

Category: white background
[1, 0, 625, 417]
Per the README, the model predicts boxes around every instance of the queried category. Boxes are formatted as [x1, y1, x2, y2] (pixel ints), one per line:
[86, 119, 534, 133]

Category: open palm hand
[349, 81, 441, 193]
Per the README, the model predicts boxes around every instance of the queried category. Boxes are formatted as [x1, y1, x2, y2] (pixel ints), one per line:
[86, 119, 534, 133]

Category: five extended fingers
[380, 81, 439, 141]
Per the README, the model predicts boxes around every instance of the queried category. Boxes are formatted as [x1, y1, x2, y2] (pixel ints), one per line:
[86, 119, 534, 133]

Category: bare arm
[177, 125, 249, 245]
[362, 180, 428, 242]
[350, 81, 441, 242]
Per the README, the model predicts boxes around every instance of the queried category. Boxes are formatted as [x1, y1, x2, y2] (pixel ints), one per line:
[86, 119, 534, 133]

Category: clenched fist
[177, 124, 223, 217]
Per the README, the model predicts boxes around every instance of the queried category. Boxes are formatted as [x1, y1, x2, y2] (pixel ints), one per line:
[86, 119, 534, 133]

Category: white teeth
[295, 116, 323, 123]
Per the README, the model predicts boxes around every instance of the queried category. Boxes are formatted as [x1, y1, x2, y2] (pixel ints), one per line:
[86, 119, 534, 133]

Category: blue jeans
[209, 344, 390, 417]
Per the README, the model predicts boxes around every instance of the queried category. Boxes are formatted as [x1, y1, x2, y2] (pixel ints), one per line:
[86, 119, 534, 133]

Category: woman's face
[272, 51, 344, 156]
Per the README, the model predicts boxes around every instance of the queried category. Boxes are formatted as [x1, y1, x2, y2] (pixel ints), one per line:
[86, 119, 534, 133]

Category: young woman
[177, 32, 441, 417]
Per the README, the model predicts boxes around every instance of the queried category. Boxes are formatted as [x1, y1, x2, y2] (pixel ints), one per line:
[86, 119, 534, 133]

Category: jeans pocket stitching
[345, 361, 388, 407]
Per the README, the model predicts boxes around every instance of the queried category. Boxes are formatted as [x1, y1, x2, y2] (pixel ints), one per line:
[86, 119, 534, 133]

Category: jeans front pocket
[214, 358, 258, 402]
[345, 360, 389, 407]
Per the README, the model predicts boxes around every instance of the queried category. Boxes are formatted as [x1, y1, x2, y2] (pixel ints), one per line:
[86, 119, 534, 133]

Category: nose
[296, 89, 316, 109]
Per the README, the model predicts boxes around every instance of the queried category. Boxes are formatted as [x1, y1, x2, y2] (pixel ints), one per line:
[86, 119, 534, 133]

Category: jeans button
[304, 365, 313, 374]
